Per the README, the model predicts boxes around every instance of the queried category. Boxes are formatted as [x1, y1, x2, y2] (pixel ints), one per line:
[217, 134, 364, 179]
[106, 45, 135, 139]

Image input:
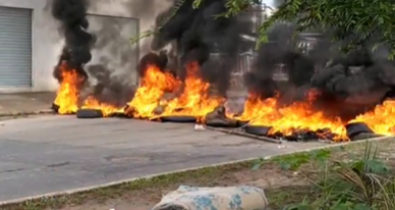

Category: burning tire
[160, 116, 197, 123]
[244, 125, 272, 136]
[108, 112, 130, 118]
[205, 106, 240, 128]
[346, 122, 374, 140]
[206, 118, 239, 128]
[76, 109, 104, 119]
[52, 103, 60, 113]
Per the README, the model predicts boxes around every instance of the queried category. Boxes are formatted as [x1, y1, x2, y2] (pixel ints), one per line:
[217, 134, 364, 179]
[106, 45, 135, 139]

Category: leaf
[192, 0, 203, 9]
[311, 149, 331, 162]
[364, 159, 390, 175]
[353, 204, 372, 210]
[130, 30, 155, 46]
[284, 204, 314, 210]
[251, 159, 264, 170]
[274, 153, 311, 171]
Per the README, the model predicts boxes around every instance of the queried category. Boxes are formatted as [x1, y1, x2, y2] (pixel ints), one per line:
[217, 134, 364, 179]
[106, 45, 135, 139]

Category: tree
[193, 0, 395, 60]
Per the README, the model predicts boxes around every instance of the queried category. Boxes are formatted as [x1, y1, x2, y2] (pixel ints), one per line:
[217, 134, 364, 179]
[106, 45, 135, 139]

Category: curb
[0, 109, 54, 118]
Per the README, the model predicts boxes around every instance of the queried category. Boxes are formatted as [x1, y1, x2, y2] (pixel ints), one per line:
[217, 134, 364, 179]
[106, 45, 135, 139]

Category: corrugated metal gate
[0, 6, 32, 87]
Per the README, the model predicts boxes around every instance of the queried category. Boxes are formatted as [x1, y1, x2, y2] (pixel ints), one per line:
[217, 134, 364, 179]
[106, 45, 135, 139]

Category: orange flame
[350, 99, 395, 136]
[237, 92, 347, 140]
[54, 63, 123, 116]
[127, 65, 180, 118]
[160, 62, 224, 121]
[52, 59, 395, 141]
[54, 63, 82, 114]
[82, 96, 124, 117]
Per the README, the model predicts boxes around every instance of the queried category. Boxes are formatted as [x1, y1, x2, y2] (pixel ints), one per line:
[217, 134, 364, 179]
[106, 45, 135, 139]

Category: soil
[61, 163, 306, 210]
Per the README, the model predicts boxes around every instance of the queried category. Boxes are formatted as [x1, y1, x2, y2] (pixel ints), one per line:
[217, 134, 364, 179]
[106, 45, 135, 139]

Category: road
[0, 115, 326, 203]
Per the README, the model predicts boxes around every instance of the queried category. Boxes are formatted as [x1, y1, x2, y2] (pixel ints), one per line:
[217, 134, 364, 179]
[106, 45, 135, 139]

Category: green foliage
[250, 149, 332, 171]
[284, 142, 395, 210]
[251, 158, 265, 170]
[130, 30, 155, 46]
[194, 0, 395, 59]
[264, 0, 394, 57]
[130, 0, 187, 46]
[223, 0, 253, 17]
[192, 0, 204, 9]
[275, 153, 311, 170]
[274, 149, 331, 171]
[284, 203, 314, 210]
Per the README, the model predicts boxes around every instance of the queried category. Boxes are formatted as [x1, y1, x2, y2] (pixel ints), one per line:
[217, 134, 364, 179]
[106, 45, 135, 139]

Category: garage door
[0, 7, 32, 87]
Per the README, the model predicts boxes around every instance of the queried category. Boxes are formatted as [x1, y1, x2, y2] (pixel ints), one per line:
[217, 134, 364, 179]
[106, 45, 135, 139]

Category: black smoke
[139, 51, 169, 77]
[151, 0, 253, 95]
[311, 48, 395, 120]
[82, 16, 139, 106]
[245, 21, 395, 120]
[86, 64, 135, 107]
[52, 0, 94, 81]
[245, 23, 316, 101]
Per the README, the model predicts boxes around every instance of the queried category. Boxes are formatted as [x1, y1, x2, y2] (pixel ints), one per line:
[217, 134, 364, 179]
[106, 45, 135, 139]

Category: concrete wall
[0, 0, 173, 93]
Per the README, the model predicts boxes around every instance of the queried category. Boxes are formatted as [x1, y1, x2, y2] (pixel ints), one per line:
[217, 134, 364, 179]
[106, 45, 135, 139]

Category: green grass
[276, 142, 395, 210]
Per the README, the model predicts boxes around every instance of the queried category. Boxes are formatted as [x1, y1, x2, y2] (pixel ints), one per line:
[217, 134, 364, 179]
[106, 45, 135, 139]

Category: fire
[350, 99, 395, 136]
[127, 64, 180, 118]
[52, 58, 394, 141]
[160, 62, 224, 121]
[82, 96, 124, 117]
[54, 63, 82, 114]
[237, 92, 347, 140]
[54, 62, 123, 116]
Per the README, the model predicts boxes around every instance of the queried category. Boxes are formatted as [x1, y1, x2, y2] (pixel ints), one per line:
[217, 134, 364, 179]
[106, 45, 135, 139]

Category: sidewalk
[0, 92, 55, 116]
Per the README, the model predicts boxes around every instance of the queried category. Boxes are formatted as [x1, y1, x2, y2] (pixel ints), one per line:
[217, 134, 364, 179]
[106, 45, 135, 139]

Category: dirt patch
[59, 163, 306, 210]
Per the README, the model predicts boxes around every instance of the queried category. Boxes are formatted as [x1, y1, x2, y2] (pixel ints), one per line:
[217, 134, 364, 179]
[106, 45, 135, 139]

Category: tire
[244, 125, 271, 136]
[52, 103, 60, 113]
[206, 119, 239, 128]
[346, 122, 373, 140]
[77, 109, 104, 119]
[160, 116, 197, 123]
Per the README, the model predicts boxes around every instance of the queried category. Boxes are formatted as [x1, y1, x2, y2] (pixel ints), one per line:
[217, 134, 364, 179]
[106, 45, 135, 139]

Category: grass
[269, 141, 395, 210]
[2, 138, 394, 210]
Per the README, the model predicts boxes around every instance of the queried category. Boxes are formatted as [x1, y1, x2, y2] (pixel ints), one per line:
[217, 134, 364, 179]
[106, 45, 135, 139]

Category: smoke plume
[152, 0, 253, 95]
[52, 0, 94, 81]
[245, 23, 315, 102]
[243, 22, 395, 120]
[84, 15, 139, 106]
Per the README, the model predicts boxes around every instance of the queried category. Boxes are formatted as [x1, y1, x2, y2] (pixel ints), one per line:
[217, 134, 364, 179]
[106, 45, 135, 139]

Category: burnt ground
[3, 138, 394, 210]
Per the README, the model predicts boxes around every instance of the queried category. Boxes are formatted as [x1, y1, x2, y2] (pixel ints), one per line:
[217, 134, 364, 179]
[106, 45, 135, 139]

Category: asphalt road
[0, 115, 326, 203]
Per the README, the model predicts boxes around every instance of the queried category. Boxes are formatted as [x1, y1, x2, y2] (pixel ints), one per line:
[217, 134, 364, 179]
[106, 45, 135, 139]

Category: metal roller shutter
[0, 6, 32, 87]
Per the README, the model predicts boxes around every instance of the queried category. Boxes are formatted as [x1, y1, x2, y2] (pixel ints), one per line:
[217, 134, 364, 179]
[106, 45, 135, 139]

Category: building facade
[0, 0, 172, 93]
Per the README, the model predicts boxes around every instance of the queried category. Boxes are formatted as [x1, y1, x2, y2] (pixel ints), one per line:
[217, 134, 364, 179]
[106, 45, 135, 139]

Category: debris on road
[153, 185, 268, 210]
[194, 124, 206, 131]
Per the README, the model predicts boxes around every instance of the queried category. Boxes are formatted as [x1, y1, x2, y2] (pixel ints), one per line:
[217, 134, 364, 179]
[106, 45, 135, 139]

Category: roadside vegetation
[195, 0, 395, 60]
[3, 138, 394, 210]
[266, 142, 395, 210]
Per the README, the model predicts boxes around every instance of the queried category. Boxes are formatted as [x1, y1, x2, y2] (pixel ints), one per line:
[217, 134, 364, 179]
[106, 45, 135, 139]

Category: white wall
[0, 0, 173, 93]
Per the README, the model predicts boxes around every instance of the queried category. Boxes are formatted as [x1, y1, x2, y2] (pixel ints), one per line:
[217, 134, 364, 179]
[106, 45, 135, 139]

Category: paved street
[0, 115, 326, 203]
